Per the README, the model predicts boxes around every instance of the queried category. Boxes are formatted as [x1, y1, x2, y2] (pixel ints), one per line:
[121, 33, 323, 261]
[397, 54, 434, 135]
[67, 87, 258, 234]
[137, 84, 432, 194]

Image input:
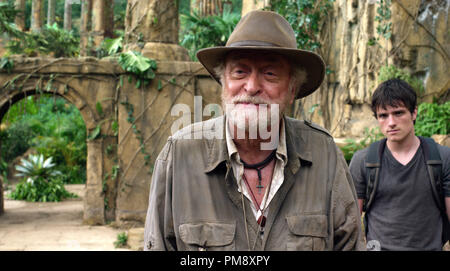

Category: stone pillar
[83, 140, 105, 225]
[124, 0, 189, 61]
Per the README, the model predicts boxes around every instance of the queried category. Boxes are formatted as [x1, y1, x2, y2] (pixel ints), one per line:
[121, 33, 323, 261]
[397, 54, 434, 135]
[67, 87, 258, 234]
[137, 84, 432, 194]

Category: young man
[144, 10, 364, 251]
[350, 78, 450, 250]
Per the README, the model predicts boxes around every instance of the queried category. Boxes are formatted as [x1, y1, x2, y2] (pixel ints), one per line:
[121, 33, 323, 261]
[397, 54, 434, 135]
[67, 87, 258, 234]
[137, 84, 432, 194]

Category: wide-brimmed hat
[196, 10, 326, 99]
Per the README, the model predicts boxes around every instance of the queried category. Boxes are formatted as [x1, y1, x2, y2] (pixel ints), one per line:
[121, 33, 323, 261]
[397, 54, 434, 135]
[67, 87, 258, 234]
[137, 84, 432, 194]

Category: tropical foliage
[1, 95, 87, 184]
[7, 23, 79, 57]
[340, 127, 384, 164]
[9, 154, 76, 202]
[179, 7, 240, 60]
[415, 101, 449, 137]
[268, 0, 335, 51]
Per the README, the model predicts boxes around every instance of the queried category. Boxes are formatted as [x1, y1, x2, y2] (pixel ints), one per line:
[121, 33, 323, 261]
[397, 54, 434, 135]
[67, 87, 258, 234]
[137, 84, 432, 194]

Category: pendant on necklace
[257, 215, 266, 227]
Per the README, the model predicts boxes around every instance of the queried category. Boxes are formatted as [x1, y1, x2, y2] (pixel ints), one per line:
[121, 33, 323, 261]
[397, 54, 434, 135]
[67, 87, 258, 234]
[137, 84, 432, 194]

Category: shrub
[180, 7, 240, 60]
[340, 127, 384, 164]
[415, 101, 449, 137]
[114, 232, 128, 248]
[7, 23, 79, 57]
[9, 154, 76, 202]
[378, 65, 425, 96]
[0, 121, 35, 162]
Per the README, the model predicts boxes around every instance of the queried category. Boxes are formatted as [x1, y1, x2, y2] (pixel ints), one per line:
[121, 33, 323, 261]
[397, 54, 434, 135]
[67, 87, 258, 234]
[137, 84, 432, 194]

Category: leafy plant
[340, 127, 384, 164]
[180, 7, 240, 60]
[0, 57, 14, 73]
[415, 101, 449, 137]
[269, 0, 334, 51]
[1, 95, 87, 184]
[9, 154, 76, 202]
[0, 2, 25, 39]
[378, 65, 425, 95]
[14, 154, 61, 182]
[7, 23, 79, 57]
[118, 51, 157, 88]
[0, 121, 35, 162]
[114, 232, 128, 248]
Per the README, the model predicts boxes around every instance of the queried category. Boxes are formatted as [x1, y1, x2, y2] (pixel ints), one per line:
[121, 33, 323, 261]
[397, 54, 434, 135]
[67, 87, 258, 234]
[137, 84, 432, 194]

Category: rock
[127, 227, 145, 251]
[431, 134, 450, 147]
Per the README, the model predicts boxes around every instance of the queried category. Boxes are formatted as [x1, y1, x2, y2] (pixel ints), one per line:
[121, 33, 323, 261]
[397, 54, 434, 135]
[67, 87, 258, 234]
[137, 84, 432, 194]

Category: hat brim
[196, 46, 326, 99]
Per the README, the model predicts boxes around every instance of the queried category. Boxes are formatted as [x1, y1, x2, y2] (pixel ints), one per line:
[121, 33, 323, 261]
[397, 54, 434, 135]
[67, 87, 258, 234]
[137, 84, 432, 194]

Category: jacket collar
[204, 115, 313, 174]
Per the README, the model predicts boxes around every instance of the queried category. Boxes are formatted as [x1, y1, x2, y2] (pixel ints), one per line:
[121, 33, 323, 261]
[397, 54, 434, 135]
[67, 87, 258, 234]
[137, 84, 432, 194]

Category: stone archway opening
[0, 91, 88, 209]
[0, 74, 114, 225]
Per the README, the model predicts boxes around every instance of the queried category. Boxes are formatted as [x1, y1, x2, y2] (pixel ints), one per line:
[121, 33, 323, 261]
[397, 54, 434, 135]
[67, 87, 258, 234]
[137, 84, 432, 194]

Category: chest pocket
[286, 215, 328, 251]
[179, 222, 236, 251]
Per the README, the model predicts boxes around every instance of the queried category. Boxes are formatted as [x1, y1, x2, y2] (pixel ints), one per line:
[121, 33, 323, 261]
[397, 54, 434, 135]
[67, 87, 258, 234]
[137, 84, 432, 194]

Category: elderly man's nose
[245, 72, 261, 95]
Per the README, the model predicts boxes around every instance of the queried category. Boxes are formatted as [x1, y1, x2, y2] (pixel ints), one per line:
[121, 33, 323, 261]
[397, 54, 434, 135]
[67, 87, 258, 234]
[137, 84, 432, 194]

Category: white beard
[223, 94, 282, 142]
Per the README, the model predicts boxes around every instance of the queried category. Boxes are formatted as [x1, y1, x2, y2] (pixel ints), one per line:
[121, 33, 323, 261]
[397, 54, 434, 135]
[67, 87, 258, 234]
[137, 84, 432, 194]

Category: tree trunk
[31, 0, 44, 32]
[92, 0, 106, 48]
[64, 0, 72, 30]
[80, 0, 93, 56]
[124, 0, 189, 60]
[104, 0, 114, 38]
[14, 0, 26, 31]
[47, 0, 56, 26]
[191, 0, 223, 16]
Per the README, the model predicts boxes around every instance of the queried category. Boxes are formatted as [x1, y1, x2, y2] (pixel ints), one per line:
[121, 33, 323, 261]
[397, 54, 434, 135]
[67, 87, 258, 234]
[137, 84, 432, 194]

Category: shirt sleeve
[349, 148, 369, 199]
[144, 139, 176, 251]
[331, 146, 366, 250]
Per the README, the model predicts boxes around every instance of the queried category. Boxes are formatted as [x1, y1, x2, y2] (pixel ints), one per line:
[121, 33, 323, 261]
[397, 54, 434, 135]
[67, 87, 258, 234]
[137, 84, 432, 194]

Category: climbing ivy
[368, 0, 392, 46]
[268, 0, 335, 51]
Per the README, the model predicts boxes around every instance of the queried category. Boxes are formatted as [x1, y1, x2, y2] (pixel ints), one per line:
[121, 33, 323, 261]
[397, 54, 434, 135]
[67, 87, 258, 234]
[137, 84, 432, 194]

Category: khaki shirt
[144, 116, 365, 251]
[226, 117, 288, 222]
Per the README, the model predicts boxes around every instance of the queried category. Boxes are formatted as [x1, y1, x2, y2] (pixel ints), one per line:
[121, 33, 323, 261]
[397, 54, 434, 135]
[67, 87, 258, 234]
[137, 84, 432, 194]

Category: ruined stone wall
[0, 57, 220, 225]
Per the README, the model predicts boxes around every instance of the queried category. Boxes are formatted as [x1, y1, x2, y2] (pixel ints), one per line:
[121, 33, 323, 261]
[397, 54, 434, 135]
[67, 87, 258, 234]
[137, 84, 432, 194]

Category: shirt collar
[204, 115, 312, 173]
[225, 117, 288, 164]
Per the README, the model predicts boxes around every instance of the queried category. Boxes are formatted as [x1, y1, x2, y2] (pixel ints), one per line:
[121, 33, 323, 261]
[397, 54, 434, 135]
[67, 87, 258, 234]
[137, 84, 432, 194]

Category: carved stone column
[124, 0, 189, 61]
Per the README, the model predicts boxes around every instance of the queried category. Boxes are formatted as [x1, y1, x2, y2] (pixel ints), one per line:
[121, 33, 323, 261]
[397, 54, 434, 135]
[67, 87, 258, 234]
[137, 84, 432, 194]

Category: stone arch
[0, 77, 107, 225]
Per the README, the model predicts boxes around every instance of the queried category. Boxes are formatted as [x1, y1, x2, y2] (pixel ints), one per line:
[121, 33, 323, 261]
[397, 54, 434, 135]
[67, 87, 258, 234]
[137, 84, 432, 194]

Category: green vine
[368, 0, 392, 47]
[120, 95, 152, 176]
[268, 0, 335, 51]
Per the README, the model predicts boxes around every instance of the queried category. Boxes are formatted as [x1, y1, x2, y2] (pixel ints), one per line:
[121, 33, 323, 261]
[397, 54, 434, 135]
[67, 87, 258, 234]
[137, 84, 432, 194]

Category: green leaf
[157, 80, 162, 91]
[103, 37, 123, 55]
[118, 51, 151, 73]
[111, 120, 119, 136]
[96, 102, 103, 116]
[87, 126, 101, 141]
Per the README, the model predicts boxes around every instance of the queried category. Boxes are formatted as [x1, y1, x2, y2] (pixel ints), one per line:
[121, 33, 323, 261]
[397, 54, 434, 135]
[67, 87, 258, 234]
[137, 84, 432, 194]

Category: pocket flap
[179, 222, 236, 247]
[286, 215, 328, 238]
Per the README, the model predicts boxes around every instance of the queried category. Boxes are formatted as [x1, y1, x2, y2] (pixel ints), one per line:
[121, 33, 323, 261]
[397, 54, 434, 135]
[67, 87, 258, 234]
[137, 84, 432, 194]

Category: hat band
[228, 40, 281, 48]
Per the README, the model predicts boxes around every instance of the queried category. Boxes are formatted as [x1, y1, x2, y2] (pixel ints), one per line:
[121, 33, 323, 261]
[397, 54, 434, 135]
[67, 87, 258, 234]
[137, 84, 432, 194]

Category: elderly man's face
[222, 51, 294, 134]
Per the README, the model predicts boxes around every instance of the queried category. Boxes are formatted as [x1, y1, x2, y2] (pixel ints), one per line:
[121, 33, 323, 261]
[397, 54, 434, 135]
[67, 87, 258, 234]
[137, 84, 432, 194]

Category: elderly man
[144, 10, 364, 251]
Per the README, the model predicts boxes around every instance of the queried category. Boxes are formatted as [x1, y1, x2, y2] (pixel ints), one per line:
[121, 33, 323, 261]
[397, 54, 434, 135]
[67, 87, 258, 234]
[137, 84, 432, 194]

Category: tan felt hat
[196, 10, 326, 99]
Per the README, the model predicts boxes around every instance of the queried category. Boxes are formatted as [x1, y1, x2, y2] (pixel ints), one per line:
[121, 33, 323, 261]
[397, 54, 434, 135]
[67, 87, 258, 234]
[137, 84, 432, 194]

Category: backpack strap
[419, 136, 444, 211]
[418, 136, 449, 245]
[364, 138, 387, 212]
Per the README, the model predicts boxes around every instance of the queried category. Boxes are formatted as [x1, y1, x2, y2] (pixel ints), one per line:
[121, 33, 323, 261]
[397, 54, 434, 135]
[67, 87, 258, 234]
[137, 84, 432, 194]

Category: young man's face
[376, 102, 417, 143]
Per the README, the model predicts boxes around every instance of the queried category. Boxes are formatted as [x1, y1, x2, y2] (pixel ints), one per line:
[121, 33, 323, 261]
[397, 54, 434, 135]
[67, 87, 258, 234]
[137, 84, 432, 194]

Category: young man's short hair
[371, 78, 417, 118]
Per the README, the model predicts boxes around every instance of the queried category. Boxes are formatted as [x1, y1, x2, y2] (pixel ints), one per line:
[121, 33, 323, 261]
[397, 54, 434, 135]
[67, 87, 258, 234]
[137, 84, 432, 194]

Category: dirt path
[0, 184, 131, 251]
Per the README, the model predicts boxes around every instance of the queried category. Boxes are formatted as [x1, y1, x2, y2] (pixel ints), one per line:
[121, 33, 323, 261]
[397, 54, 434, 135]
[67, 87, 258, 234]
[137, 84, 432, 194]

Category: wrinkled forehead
[224, 50, 290, 66]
